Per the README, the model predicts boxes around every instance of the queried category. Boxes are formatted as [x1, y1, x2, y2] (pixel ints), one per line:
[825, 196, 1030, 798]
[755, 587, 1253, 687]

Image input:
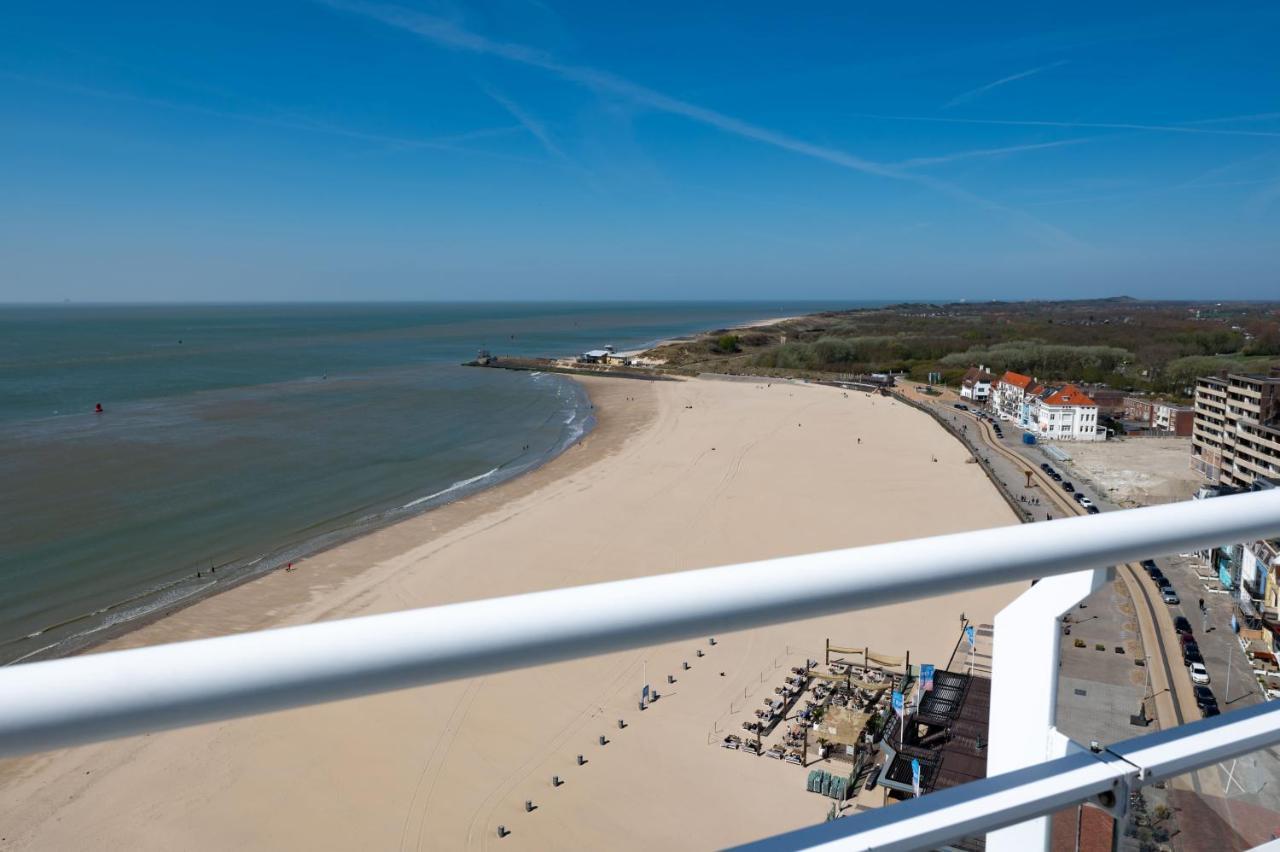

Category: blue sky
[2, 1, 1278, 302]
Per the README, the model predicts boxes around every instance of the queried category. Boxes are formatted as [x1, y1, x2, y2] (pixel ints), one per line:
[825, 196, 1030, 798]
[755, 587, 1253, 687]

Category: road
[893, 387, 1201, 749]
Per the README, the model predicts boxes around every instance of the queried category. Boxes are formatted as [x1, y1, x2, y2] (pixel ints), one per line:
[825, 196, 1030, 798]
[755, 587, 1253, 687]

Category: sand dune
[0, 375, 1022, 850]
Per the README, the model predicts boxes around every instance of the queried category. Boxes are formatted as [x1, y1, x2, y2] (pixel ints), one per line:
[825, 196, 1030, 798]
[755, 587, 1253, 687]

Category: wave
[402, 466, 502, 509]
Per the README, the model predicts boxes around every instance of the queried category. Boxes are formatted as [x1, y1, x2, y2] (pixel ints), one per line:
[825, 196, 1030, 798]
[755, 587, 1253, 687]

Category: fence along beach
[0, 372, 1022, 850]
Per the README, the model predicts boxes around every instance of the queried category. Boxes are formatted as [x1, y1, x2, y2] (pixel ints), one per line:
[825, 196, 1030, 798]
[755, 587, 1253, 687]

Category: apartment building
[1191, 372, 1280, 487]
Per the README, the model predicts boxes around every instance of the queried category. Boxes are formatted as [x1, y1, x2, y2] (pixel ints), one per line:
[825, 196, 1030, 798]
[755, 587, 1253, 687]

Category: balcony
[2, 490, 1280, 851]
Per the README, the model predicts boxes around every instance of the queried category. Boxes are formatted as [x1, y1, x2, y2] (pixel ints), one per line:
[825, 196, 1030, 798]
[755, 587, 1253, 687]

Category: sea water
[0, 301, 858, 663]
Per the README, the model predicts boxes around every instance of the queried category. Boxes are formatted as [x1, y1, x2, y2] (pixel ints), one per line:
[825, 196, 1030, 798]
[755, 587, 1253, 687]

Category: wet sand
[0, 375, 1022, 850]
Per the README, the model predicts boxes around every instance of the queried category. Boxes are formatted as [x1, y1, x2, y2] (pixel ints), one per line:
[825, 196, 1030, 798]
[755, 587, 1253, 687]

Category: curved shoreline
[40, 374, 651, 657]
[2, 373, 602, 666]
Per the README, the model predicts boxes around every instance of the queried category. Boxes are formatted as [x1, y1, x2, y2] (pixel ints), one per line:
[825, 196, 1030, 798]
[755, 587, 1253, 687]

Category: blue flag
[892, 690, 904, 717]
[920, 664, 935, 692]
[965, 625, 976, 647]
[911, 758, 921, 797]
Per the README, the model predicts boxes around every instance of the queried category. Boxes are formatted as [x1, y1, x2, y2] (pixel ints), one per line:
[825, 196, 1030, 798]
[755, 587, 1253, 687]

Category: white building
[959, 365, 994, 402]
[993, 371, 1042, 427]
[1033, 384, 1102, 442]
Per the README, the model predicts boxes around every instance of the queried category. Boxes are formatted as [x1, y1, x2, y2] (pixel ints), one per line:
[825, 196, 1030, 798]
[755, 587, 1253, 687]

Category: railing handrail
[2, 489, 1278, 759]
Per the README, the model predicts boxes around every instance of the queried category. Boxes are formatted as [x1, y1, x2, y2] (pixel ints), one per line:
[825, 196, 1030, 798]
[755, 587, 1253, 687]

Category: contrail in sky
[852, 112, 1280, 139]
[893, 138, 1093, 169]
[479, 84, 571, 164]
[944, 60, 1069, 108]
[319, 0, 1083, 246]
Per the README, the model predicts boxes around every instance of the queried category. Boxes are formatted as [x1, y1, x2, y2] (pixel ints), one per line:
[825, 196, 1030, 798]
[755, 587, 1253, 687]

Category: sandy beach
[0, 374, 1022, 850]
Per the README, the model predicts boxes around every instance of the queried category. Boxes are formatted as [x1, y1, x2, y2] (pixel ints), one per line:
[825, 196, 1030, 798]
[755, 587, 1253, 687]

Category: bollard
[599, 735, 607, 746]
[552, 775, 561, 787]
[668, 674, 674, 684]
[709, 637, 716, 645]
[525, 800, 534, 812]
[683, 661, 690, 670]
[577, 754, 585, 765]
[696, 649, 704, 657]
[497, 825, 507, 838]
[639, 699, 645, 711]
[618, 718, 625, 729]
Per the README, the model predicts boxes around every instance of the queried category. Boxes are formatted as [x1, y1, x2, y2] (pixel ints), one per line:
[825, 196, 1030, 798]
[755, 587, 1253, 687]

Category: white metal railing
[2, 489, 1280, 848]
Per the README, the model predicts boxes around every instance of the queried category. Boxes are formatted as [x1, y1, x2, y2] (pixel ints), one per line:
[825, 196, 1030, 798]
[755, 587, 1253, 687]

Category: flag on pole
[911, 758, 921, 798]
[920, 664, 935, 692]
[892, 690, 904, 718]
[965, 625, 976, 647]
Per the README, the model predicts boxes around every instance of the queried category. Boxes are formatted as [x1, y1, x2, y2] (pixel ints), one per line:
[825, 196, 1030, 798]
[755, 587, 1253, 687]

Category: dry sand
[1054, 437, 1202, 507]
[0, 375, 1022, 851]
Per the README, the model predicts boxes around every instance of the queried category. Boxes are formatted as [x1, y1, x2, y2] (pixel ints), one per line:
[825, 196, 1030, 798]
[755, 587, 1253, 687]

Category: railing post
[987, 566, 1109, 852]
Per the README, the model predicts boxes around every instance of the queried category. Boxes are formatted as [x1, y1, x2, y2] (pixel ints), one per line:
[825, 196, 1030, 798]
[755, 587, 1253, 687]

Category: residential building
[1032, 384, 1102, 442]
[1194, 477, 1280, 655]
[1123, 396, 1194, 436]
[959, 365, 994, 402]
[1078, 385, 1126, 417]
[993, 371, 1042, 428]
[1153, 402, 1194, 436]
[1191, 372, 1280, 487]
[1124, 396, 1156, 424]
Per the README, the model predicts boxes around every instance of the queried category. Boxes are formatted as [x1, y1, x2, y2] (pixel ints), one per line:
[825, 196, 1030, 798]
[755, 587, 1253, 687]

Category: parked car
[1141, 559, 1158, 571]
[1078, 497, 1094, 509]
[1201, 703, 1221, 718]
[1182, 642, 1202, 665]
[1085, 505, 1100, 514]
[1073, 492, 1085, 503]
[1179, 633, 1196, 648]
[1163, 588, 1181, 605]
[1149, 568, 1166, 582]
[1050, 472, 1063, 482]
[953, 403, 968, 410]
[1040, 463, 1052, 472]
[1062, 481, 1075, 493]
[1156, 576, 1172, 590]
[1173, 616, 1193, 635]
[1192, 685, 1217, 709]
[1189, 662, 1210, 684]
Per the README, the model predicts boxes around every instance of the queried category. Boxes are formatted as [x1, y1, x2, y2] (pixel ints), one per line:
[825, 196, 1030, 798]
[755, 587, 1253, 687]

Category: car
[1150, 568, 1166, 582]
[1155, 575, 1171, 588]
[1085, 505, 1100, 514]
[1141, 559, 1158, 571]
[1182, 642, 1202, 665]
[1040, 463, 1052, 472]
[1173, 616, 1192, 635]
[1179, 633, 1196, 648]
[1201, 702, 1221, 718]
[1062, 481, 1075, 493]
[1073, 492, 1085, 503]
[1192, 685, 1216, 708]
[1050, 472, 1063, 482]
[1163, 588, 1181, 605]
[1078, 497, 1094, 509]
[1189, 662, 1210, 684]
[953, 403, 968, 410]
